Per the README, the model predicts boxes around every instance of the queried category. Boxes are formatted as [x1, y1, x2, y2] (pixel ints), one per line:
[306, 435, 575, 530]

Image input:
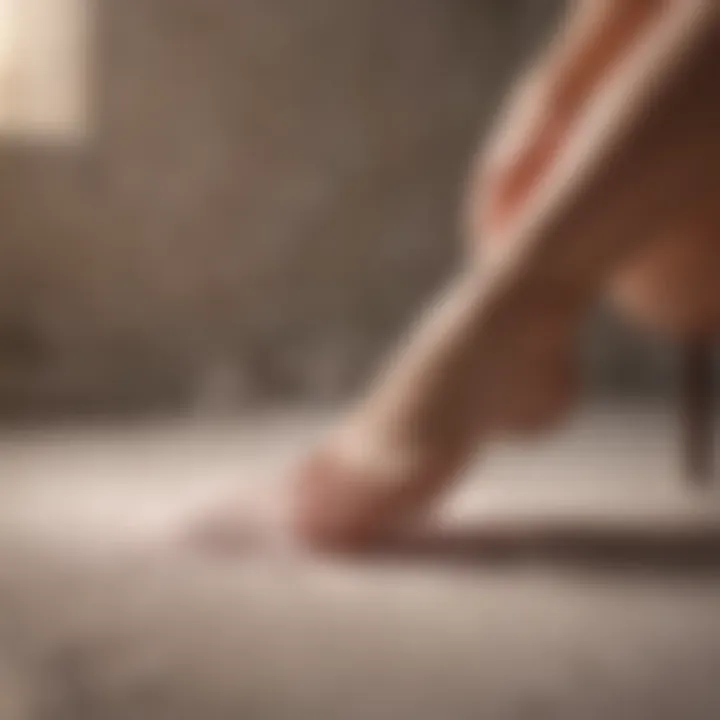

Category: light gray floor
[1, 406, 720, 720]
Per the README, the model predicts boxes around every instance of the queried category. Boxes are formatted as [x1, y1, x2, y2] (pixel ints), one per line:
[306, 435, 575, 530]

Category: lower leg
[290, 2, 720, 551]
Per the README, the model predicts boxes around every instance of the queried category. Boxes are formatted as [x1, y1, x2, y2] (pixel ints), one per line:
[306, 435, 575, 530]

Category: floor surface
[1, 405, 720, 720]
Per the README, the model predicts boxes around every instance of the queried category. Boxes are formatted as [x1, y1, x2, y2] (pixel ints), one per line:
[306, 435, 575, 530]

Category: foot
[189, 0, 719, 556]
[288, 0, 719, 552]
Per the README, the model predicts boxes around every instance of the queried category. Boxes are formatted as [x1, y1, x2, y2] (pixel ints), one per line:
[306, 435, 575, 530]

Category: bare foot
[288, 1, 720, 552]
[188, 1, 719, 556]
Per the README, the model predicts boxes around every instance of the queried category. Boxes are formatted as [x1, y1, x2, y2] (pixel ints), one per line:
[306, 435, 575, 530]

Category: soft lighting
[0, 0, 90, 142]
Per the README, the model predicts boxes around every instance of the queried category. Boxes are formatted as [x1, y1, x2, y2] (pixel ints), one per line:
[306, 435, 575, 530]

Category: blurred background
[3, 4, 720, 719]
[0, 0, 683, 425]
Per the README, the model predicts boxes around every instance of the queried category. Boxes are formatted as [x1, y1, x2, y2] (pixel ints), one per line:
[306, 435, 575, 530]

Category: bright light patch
[0, 0, 90, 142]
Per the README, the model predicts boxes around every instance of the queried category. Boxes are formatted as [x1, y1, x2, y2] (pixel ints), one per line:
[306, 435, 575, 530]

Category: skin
[477, 0, 720, 339]
[192, 0, 720, 555]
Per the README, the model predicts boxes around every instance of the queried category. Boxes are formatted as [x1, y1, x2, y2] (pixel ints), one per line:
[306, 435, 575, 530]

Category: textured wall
[0, 0, 678, 419]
